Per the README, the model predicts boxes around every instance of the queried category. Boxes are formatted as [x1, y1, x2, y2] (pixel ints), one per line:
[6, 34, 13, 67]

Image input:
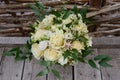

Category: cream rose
[32, 29, 52, 41]
[75, 22, 88, 33]
[50, 31, 64, 48]
[31, 43, 44, 60]
[44, 48, 60, 61]
[71, 41, 84, 51]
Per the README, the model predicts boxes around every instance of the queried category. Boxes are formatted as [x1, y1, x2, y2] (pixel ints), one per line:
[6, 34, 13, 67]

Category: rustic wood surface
[0, 0, 120, 37]
[0, 37, 120, 80]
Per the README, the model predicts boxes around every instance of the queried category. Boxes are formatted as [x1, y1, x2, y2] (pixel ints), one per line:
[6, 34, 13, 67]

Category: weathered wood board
[22, 59, 46, 80]
[98, 49, 120, 80]
[0, 37, 120, 80]
[0, 47, 24, 80]
[74, 49, 101, 80]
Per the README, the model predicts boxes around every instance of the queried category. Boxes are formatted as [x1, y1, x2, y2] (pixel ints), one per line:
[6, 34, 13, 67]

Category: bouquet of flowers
[3, 2, 112, 79]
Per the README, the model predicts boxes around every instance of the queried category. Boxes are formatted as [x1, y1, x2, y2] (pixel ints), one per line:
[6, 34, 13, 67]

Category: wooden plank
[0, 37, 28, 45]
[74, 49, 102, 80]
[22, 59, 46, 80]
[0, 47, 4, 63]
[48, 65, 73, 80]
[0, 47, 24, 80]
[92, 37, 120, 48]
[98, 49, 120, 80]
[0, 37, 120, 48]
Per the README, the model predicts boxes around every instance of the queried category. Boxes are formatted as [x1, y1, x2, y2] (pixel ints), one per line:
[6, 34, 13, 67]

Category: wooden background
[0, 0, 120, 37]
[0, 0, 120, 80]
[0, 37, 120, 80]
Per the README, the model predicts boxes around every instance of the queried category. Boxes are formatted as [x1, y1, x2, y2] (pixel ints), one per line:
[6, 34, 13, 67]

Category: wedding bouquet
[4, 2, 112, 79]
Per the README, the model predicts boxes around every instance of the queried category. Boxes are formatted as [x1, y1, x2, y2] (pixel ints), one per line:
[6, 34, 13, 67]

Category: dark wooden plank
[0, 47, 24, 80]
[22, 59, 46, 80]
[74, 49, 102, 80]
[48, 65, 73, 80]
[98, 49, 120, 80]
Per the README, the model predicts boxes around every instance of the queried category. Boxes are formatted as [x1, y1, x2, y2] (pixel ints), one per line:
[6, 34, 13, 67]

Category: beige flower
[32, 29, 52, 41]
[74, 22, 88, 33]
[71, 41, 84, 51]
[42, 14, 55, 27]
[31, 43, 44, 60]
[50, 31, 64, 48]
[44, 48, 60, 61]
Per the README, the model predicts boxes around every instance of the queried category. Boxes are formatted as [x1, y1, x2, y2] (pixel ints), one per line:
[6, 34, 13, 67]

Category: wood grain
[74, 49, 102, 80]
[98, 49, 120, 80]
[22, 59, 46, 80]
[48, 65, 73, 80]
[0, 47, 24, 80]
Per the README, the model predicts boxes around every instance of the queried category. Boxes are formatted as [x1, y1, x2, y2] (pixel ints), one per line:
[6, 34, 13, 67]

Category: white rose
[31, 43, 44, 60]
[44, 48, 60, 61]
[38, 41, 48, 51]
[58, 56, 68, 65]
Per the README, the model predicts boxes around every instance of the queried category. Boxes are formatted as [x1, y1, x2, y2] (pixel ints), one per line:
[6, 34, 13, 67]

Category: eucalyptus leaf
[73, 5, 78, 18]
[88, 59, 98, 69]
[62, 10, 71, 19]
[78, 57, 86, 63]
[99, 61, 112, 67]
[35, 1, 44, 10]
[94, 55, 112, 61]
[3, 52, 15, 56]
[64, 50, 70, 59]
[52, 69, 61, 79]
[39, 61, 52, 67]
[82, 49, 93, 58]
[36, 69, 49, 77]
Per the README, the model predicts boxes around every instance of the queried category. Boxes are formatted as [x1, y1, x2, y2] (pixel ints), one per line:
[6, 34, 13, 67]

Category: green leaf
[64, 50, 70, 59]
[79, 7, 88, 19]
[94, 55, 112, 61]
[88, 59, 98, 69]
[62, 10, 71, 19]
[78, 57, 86, 63]
[52, 10, 61, 17]
[66, 22, 72, 27]
[36, 69, 49, 77]
[53, 18, 62, 24]
[35, 1, 44, 10]
[82, 49, 93, 58]
[73, 5, 78, 18]
[9, 47, 19, 52]
[29, 4, 44, 21]
[72, 49, 80, 55]
[3, 52, 15, 56]
[39, 61, 52, 67]
[71, 54, 78, 62]
[52, 69, 61, 79]
[99, 61, 112, 67]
